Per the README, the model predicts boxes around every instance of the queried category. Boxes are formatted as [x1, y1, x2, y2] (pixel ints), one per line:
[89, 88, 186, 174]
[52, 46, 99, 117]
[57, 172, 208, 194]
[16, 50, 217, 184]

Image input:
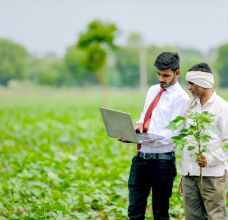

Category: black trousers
[128, 154, 176, 220]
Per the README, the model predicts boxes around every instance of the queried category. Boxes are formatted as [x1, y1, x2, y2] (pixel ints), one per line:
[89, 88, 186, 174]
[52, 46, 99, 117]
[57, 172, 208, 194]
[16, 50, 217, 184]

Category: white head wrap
[185, 71, 214, 88]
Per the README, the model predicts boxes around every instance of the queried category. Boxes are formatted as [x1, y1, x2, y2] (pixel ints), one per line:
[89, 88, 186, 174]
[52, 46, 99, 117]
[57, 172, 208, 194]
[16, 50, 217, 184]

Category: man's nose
[158, 75, 164, 81]
[188, 84, 192, 90]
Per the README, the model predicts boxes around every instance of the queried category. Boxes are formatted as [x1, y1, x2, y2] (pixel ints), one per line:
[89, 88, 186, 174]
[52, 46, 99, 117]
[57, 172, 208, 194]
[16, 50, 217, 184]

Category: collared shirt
[137, 82, 189, 153]
[181, 92, 228, 176]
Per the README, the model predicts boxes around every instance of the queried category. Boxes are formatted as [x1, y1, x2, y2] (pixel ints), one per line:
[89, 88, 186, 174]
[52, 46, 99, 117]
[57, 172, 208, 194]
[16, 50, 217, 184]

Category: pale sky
[0, 0, 228, 56]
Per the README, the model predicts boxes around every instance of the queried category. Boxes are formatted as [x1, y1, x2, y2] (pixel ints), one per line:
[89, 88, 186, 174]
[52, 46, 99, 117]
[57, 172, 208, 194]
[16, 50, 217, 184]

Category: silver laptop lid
[99, 107, 139, 143]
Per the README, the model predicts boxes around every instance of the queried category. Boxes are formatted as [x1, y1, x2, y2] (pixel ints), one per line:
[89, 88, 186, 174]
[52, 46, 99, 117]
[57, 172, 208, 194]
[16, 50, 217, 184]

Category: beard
[159, 78, 176, 88]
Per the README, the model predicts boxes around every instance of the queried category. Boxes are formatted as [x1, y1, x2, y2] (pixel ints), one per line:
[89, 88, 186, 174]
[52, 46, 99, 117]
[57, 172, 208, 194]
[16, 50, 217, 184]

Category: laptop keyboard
[136, 133, 164, 142]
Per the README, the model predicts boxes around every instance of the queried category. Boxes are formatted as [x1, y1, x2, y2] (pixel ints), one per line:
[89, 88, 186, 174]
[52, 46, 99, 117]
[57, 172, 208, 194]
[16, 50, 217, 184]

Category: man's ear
[175, 69, 180, 77]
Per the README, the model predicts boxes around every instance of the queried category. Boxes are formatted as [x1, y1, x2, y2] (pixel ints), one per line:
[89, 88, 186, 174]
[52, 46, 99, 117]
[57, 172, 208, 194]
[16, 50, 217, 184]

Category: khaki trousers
[182, 175, 227, 220]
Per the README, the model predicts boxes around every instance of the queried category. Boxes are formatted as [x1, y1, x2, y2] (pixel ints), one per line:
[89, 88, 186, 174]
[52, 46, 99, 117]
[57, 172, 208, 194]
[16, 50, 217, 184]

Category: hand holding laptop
[134, 123, 143, 134]
[100, 107, 165, 144]
[118, 123, 143, 143]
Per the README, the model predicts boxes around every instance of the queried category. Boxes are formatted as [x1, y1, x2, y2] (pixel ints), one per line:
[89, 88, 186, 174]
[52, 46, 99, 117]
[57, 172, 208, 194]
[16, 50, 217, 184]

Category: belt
[137, 151, 175, 160]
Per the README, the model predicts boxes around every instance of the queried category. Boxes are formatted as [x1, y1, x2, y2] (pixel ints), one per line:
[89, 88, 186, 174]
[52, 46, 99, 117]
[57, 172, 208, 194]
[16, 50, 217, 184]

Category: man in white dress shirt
[181, 63, 228, 220]
[127, 52, 189, 220]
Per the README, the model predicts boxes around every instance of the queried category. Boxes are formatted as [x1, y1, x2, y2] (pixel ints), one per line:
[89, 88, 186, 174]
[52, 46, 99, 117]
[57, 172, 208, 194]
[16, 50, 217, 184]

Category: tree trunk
[98, 61, 107, 89]
[97, 61, 108, 105]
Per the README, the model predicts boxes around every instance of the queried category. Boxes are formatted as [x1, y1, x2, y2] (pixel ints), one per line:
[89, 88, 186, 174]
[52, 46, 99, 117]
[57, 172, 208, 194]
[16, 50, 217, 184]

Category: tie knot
[160, 88, 166, 92]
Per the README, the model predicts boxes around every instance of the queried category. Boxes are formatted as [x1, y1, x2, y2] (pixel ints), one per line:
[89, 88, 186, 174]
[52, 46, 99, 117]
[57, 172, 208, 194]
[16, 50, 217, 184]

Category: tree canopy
[215, 44, 228, 87]
[0, 39, 28, 85]
[77, 20, 118, 87]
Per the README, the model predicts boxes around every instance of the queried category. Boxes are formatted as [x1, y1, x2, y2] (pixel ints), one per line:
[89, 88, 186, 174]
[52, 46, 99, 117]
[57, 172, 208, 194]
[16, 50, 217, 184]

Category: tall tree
[114, 46, 140, 87]
[77, 20, 118, 87]
[64, 46, 94, 86]
[28, 55, 69, 86]
[0, 39, 28, 85]
[215, 44, 228, 87]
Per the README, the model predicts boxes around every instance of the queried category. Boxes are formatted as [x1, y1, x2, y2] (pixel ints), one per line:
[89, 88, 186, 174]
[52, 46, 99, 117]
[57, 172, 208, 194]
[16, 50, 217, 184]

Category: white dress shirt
[137, 82, 189, 153]
[181, 92, 228, 176]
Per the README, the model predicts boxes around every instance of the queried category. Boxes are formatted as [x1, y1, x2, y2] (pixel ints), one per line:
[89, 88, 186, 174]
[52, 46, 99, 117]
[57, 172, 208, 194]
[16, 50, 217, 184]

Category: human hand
[134, 123, 143, 134]
[197, 154, 207, 167]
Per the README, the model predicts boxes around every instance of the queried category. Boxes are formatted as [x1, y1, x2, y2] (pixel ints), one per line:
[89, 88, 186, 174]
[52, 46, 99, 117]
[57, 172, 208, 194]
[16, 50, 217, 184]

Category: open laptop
[99, 107, 164, 144]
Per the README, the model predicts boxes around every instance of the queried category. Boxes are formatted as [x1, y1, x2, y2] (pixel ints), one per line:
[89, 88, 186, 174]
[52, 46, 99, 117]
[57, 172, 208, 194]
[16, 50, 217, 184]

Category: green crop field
[0, 88, 227, 220]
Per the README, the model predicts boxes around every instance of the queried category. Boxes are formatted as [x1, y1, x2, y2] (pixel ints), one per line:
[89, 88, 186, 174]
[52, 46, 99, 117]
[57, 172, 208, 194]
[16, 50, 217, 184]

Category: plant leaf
[188, 146, 195, 151]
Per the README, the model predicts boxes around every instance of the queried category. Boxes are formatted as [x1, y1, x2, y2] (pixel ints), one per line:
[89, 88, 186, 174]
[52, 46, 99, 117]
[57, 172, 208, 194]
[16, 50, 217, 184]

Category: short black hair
[188, 63, 212, 74]
[154, 52, 179, 71]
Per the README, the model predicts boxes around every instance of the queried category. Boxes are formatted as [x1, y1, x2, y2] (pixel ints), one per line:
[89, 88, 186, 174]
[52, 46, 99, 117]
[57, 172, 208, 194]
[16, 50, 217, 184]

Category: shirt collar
[165, 81, 180, 93]
[195, 91, 216, 107]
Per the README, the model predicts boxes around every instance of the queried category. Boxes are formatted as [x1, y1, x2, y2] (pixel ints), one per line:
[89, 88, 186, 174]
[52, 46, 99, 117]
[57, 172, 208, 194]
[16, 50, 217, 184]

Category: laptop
[99, 107, 164, 144]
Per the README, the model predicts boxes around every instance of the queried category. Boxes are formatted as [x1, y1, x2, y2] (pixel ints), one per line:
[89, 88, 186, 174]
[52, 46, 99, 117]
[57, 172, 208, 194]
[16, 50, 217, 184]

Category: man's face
[157, 68, 179, 88]
[187, 82, 205, 97]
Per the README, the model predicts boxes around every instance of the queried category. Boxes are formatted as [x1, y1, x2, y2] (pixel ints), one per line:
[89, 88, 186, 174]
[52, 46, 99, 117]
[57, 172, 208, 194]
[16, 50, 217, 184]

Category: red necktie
[137, 88, 165, 150]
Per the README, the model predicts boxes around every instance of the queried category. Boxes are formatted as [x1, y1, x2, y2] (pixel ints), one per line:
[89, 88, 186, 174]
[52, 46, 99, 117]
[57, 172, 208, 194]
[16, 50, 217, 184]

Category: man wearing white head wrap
[180, 63, 228, 220]
[185, 70, 214, 89]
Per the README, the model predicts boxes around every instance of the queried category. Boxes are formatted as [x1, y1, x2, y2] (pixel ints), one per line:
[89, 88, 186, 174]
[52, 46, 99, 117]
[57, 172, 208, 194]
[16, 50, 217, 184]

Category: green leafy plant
[0, 90, 190, 219]
[167, 111, 215, 189]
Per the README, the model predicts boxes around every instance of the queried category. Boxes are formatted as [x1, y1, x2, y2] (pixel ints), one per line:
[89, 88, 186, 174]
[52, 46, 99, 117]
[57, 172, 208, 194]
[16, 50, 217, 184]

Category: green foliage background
[1, 89, 228, 219]
[1, 34, 227, 88]
[0, 89, 185, 220]
[1, 18, 228, 220]
[0, 39, 28, 86]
